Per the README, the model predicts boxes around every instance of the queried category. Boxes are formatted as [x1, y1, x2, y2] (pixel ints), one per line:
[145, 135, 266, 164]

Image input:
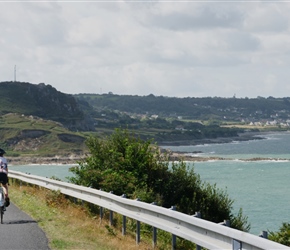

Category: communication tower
[14, 65, 16, 82]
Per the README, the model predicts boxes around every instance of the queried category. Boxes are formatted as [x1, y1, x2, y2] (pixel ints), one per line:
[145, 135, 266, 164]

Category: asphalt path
[0, 202, 50, 250]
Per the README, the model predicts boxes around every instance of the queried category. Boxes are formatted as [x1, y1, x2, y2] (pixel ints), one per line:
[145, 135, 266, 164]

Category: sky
[1, 1, 290, 98]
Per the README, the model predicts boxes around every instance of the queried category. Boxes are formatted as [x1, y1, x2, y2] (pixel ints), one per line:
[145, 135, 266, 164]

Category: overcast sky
[1, 1, 290, 98]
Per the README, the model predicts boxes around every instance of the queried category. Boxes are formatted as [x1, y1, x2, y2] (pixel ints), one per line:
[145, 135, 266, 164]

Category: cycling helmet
[0, 149, 5, 155]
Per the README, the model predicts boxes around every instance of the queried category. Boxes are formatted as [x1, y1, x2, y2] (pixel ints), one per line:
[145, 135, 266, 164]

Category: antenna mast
[14, 65, 16, 82]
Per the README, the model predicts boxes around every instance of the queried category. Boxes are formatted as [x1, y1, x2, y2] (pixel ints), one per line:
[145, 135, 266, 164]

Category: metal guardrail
[9, 170, 290, 250]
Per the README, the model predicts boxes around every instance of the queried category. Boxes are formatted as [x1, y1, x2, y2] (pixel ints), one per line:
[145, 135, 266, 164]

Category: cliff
[0, 81, 95, 131]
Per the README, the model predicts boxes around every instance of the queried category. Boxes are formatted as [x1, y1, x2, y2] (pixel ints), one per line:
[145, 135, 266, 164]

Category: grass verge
[9, 181, 155, 250]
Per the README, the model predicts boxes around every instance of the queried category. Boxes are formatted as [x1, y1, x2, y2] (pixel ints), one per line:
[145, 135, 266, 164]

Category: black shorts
[0, 172, 8, 185]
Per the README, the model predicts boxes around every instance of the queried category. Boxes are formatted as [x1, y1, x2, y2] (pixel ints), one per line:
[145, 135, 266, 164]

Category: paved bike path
[0, 202, 50, 250]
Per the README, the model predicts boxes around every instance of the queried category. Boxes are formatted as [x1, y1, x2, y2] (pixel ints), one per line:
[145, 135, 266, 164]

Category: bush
[69, 128, 250, 231]
[269, 223, 290, 246]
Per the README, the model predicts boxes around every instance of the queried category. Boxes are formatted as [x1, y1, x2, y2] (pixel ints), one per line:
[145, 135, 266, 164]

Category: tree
[69, 129, 168, 197]
[269, 223, 290, 246]
[69, 128, 250, 231]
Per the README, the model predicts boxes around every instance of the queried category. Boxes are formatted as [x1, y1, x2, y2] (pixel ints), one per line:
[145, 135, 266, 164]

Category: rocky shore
[9, 156, 83, 165]
[163, 131, 289, 162]
[8, 131, 280, 165]
[8, 153, 289, 166]
[158, 131, 266, 146]
[167, 152, 290, 162]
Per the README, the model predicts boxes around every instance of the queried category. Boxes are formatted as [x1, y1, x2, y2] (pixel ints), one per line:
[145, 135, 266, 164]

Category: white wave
[195, 144, 211, 147]
[206, 159, 218, 163]
[233, 159, 243, 162]
[239, 159, 290, 163]
[188, 154, 203, 157]
[263, 136, 280, 140]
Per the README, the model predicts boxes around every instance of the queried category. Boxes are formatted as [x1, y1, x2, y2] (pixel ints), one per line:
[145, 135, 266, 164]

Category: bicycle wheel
[0, 206, 3, 224]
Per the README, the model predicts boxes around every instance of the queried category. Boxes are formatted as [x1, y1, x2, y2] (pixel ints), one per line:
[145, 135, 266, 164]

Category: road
[0, 202, 50, 250]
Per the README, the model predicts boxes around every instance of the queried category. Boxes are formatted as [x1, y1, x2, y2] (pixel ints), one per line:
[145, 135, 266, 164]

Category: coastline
[9, 153, 289, 165]
[157, 131, 267, 146]
[9, 156, 83, 165]
[162, 131, 290, 162]
[167, 153, 290, 162]
[8, 131, 285, 165]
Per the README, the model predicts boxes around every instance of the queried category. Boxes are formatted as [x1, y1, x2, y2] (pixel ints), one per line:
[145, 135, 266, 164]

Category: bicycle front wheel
[0, 206, 3, 224]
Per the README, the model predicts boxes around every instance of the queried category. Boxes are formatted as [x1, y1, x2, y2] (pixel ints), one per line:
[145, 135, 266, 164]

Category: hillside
[0, 81, 95, 131]
[3, 81, 290, 130]
[0, 113, 90, 158]
[1, 81, 288, 158]
[75, 93, 290, 123]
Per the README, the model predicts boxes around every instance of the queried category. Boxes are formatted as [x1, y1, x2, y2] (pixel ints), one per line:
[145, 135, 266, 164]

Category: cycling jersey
[0, 157, 7, 174]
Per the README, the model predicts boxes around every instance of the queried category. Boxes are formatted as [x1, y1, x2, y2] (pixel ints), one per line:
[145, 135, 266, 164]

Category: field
[10, 182, 156, 250]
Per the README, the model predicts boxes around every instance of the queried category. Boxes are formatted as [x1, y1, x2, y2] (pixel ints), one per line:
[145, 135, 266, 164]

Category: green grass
[0, 113, 172, 158]
[0, 113, 89, 157]
[10, 182, 153, 250]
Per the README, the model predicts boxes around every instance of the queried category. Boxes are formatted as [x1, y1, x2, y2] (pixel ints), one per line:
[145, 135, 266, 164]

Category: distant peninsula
[9, 131, 273, 165]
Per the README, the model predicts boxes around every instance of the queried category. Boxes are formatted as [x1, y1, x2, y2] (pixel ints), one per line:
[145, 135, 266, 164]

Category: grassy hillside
[0, 113, 90, 157]
[0, 81, 95, 131]
[1, 82, 285, 157]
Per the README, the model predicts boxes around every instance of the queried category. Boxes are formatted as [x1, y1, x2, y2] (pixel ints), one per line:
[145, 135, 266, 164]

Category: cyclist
[0, 148, 9, 199]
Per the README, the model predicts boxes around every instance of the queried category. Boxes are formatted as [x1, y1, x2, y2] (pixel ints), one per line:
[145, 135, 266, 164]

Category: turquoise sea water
[10, 164, 76, 181]
[9, 132, 290, 235]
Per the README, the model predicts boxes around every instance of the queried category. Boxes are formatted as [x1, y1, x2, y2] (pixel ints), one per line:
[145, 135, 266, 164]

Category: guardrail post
[219, 219, 230, 227]
[109, 210, 113, 226]
[109, 191, 114, 226]
[136, 220, 141, 245]
[225, 221, 241, 250]
[121, 194, 126, 235]
[136, 198, 141, 245]
[151, 202, 158, 248]
[233, 239, 242, 250]
[170, 206, 177, 250]
[99, 189, 103, 221]
[100, 206, 103, 221]
[259, 231, 268, 239]
[193, 212, 201, 250]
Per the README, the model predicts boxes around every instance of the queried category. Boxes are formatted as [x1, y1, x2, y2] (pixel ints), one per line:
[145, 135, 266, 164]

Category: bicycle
[0, 183, 7, 224]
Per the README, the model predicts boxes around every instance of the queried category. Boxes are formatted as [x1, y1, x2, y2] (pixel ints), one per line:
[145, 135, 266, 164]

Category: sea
[9, 131, 290, 236]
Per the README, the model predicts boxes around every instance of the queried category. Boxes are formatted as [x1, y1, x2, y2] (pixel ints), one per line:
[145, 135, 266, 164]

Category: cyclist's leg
[3, 184, 8, 198]
[0, 173, 8, 197]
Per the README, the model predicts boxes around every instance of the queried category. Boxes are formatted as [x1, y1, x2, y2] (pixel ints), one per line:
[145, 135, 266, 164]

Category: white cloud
[148, 3, 245, 31]
[243, 3, 289, 33]
[0, 1, 290, 98]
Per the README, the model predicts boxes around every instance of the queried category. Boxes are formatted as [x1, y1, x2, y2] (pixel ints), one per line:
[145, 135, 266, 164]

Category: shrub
[69, 128, 250, 231]
[269, 223, 290, 246]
